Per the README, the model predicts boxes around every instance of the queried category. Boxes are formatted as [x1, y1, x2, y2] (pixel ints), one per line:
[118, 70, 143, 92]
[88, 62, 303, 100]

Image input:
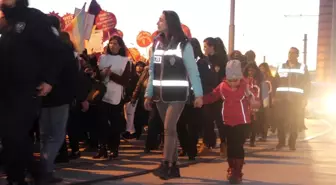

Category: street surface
[0, 118, 333, 185]
[90, 118, 336, 185]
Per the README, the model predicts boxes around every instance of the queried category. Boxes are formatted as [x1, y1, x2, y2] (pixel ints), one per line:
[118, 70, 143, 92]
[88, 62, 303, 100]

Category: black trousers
[177, 105, 202, 157]
[98, 102, 124, 151]
[67, 105, 85, 153]
[1, 95, 41, 182]
[134, 102, 149, 139]
[202, 102, 226, 147]
[145, 105, 163, 150]
[224, 124, 249, 159]
[276, 102, 303, 147]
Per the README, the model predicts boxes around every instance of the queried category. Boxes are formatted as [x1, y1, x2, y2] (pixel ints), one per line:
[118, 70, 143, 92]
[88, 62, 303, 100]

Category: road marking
[301, 119, 334, 141]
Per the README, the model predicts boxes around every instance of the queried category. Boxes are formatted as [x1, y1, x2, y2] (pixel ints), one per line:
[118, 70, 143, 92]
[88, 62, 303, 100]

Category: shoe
[276, 143, 285, 150]
[188, 156, 196, 161]
[109, 149, 119, 160]
[178, 150, 187, 157]
[227, 158, 235, 181]
[54, 154, 69, 163]
[220, 142, 227, 158]
[289, 145, 296, 151]
[153, 161, 170, 180]
[229, 159, 243, 184]
[249, 141, 256, 147]
[169, 163, 181, 178]
[92, 145, 108, 159]
[46, 173, 63, 183]
[69, 151, 81, 160]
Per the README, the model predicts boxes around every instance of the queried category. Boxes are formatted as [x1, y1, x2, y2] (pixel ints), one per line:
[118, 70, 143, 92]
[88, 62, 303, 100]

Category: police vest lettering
[276, 63, 305, 94]
[152, 41, 189, 102]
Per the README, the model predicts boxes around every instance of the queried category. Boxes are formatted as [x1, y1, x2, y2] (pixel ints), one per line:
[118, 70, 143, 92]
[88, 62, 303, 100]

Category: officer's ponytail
[16, 0, 29, 7]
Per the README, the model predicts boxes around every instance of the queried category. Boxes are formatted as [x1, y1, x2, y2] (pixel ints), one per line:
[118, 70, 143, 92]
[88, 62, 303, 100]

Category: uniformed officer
[0, 0, 74, 184]
[144, 11, 203, 180]
[274, 47, 311, 151]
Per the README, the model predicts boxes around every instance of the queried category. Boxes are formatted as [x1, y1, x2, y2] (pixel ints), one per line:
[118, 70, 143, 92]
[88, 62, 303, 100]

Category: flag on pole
[88, 0, 102, 24]
[65, 3, 86, 53]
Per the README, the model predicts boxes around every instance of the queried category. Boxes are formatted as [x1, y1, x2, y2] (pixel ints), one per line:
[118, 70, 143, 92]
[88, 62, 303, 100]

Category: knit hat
[226, 60, 243, 80]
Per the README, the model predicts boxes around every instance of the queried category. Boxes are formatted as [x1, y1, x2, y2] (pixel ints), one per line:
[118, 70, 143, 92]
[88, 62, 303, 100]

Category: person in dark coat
[177, 38, 216, 160]
[0, 0, 74, 184]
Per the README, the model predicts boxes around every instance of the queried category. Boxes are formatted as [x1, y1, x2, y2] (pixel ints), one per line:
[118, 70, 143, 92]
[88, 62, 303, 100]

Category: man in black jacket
[0, 0, 75, 184]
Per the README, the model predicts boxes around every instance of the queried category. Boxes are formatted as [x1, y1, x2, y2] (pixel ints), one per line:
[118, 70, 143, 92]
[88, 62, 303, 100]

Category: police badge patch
[15, 22, 26, 33]
[169, 57, 176, 66]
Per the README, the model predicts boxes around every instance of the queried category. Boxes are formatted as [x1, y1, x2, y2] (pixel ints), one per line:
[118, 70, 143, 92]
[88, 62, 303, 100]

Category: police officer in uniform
[274, 47, 311, 151]
[0, 0, 74, 184]
[144, 11, 203, 180]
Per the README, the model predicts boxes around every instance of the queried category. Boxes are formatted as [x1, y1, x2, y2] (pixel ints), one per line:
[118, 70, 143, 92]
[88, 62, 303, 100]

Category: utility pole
[303, 34, 308, 65]
[263, 56, 266, 63]
[228, 0, 235, 54]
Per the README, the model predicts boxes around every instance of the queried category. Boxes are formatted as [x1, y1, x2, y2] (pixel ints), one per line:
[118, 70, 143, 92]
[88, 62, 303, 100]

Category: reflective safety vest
[275, 62, 306, 100]
[152, 40, 189, 103]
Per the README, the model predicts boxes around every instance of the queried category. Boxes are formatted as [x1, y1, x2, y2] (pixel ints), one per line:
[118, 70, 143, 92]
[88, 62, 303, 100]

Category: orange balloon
[128, 48, 141, 61]
[137, 31, 153, 48]
[181, 24, 192, 38]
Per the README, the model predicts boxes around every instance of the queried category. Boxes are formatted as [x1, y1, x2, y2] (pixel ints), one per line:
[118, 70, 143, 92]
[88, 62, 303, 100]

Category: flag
[88, 0, 102, 24]
[75, 8, 95, 40]
[65, 3, 86, 53]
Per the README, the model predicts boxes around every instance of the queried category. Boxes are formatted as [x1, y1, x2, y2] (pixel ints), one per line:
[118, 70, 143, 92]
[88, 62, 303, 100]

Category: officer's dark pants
[276, 102, 302, 147]
[177, 105, 201, 158]
[1, 95, 41, 183]
[145, 105, 164, 150]
[203, 102, 225, 147]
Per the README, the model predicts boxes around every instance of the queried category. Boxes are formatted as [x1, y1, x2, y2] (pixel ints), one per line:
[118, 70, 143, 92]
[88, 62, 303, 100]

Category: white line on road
[301, 119, 334, 141]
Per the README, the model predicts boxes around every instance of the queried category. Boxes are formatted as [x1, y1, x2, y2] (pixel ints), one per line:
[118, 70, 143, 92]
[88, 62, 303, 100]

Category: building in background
[316, 0, 335, 82]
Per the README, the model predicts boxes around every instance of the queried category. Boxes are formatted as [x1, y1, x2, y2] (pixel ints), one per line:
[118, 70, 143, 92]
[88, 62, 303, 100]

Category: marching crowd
[0, 0, 310, 185]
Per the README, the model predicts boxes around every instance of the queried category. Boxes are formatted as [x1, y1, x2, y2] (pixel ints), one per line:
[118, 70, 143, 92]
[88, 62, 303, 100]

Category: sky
[29, 0, 320, 70]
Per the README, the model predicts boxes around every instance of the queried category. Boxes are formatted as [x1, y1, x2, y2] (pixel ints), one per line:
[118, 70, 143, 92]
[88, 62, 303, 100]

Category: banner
[86, 29, 103, 54]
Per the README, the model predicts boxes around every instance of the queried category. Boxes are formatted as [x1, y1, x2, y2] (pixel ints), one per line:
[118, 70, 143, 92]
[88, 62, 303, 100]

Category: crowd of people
[0, 0, 311, 185]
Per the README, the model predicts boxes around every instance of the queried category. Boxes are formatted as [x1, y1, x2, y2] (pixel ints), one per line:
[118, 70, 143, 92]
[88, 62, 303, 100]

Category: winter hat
[226, 60, 243, 80]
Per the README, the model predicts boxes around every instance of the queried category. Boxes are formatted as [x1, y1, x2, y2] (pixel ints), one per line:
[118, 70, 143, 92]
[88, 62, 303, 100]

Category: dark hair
[203, 37, 216, 49]
[245, 50, 256, 62]
[159, 11, 187, 45]
[60, 31, 74, 50]
[16, 0, 29, 7]
[290, 47, 299, 54]
[106, 36, 127, 57]
[48, 15, 60, 30]
[259, 62, 272, 78]
[243, 62, 263, 83]
[190, 38, 205, 59]
[229, 50, 243, 60]
[214, 37, 228, 64]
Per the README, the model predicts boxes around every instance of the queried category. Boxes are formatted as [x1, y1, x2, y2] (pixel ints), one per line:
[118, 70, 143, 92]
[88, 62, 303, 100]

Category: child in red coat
[203, 60, 260, 184]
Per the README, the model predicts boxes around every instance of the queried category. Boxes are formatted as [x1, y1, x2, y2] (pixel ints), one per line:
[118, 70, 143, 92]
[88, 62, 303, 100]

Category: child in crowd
[202, 60, 260, 184]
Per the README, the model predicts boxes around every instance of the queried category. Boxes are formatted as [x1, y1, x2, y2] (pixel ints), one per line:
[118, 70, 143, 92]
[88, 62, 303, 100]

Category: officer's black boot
[169, 162, 181, 178]
[153, 161, 170, 180]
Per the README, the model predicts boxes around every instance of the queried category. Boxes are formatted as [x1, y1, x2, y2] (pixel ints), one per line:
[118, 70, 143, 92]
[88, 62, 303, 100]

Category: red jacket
[203, 79, 259, 127]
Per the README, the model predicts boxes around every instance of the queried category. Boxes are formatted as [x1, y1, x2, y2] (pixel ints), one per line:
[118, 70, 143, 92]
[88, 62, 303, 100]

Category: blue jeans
[39, 104, 69, 173]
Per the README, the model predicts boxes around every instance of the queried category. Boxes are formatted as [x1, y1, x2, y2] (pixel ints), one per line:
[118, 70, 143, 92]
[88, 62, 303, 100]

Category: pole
[263, 56, 266, 63]
[330, 1, 336, 81]
[303, 34, 307, 65]
[228, 0, 235, 54]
